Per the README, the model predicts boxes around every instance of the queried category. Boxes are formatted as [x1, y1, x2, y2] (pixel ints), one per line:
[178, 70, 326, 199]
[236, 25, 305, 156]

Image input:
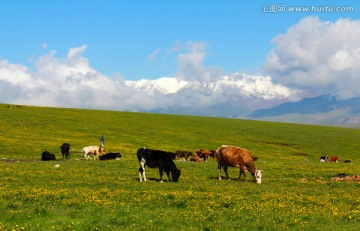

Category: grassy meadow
[1, 104, 360, 230]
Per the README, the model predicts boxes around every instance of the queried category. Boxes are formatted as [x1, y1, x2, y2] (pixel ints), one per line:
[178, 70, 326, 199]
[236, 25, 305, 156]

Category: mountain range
[249, 95, 360, 127]
[125, 74, 360, 127]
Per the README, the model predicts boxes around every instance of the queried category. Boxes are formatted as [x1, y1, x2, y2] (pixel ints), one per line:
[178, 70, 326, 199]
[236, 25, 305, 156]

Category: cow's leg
[165, 169, 171, 182]
[84, 152, 88, 160]
[139, 158, 146, 182]
[217, 162, 222, 180]
[223, 165, 230, 180]
[158, 160, 165, 183]
[239, 166, 247, 182]
[158, 167, 164, 183]
[139, 166, 145, 182]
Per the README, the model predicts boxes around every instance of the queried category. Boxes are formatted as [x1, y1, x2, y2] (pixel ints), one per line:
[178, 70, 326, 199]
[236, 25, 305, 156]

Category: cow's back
[83, 146, 100, 152]
[137, 148, 176, 169]
[61, 143, 70, 151]
[216, 145, 251, 167]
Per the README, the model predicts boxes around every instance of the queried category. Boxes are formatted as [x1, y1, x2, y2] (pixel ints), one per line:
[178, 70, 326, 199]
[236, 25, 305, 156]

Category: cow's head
[254, 170, 263, 184]
[171, 169, 181, 182]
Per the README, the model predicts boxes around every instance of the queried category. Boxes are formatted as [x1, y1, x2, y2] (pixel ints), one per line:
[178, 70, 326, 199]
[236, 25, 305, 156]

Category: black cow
[175, 150, 192, 161]
[99, 152, 121, 160]
[137, 148, 181, 182]
[42, 151, 56, 161]
[60, 143, 70, 159]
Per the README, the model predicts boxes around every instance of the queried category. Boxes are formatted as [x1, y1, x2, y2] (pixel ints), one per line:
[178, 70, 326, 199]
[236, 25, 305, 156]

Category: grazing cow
[82, 146, 105, 160]
[196, 149, 213, 161]
[215, 145, 262, 183]
[41, 151, 56, 161]
[99, 152, 121, 160]
[329, 156, 339, 163]
[60, 143, 70, 159]
[191, 153, 204, 162]
[320, 155, 329, 162]
[175, 150, 193, 161]
[137, 148, 181, 182]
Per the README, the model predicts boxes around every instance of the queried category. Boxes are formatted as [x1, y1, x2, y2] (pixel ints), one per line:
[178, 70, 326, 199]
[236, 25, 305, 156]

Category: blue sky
[1, 0, 358, 80]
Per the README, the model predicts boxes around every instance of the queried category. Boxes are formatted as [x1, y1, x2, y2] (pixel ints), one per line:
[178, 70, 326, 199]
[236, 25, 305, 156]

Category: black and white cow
[60, 143, 70, 159]
[320, 155, 329, 162]
[137, 148, 181, 182]
[41, 151, 56, 161]
[99, 152, 121, 160]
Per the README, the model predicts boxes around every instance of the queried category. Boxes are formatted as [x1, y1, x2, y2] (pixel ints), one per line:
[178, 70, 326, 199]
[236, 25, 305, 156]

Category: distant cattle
[175, 150, 193, 161]
[137, 148, 181, 182]
[191, 153, 205, 162]
[196, 149, 214, 161]
[82, 146, 105, 160]
[329, 156, 339, 163]
[41, 151, 56, 161]
[215, 145, 262, 183]
[60, 143, 70, 159]
[331, 173, 360, 182]
[320, 155, 329, 162]
[99, 152, 121, 160]
[209, 150, 216, 159]
[168, 152, 177, 160]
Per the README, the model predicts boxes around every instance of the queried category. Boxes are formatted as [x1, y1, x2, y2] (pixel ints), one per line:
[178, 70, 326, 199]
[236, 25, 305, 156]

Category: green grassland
[1, 104, 360, 230]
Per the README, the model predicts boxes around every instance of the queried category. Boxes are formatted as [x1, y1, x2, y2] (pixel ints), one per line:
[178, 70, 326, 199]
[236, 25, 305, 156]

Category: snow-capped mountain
[125, 73, 302, 117]
[125, 73, 359, 127]
[126, 74, 297, 100]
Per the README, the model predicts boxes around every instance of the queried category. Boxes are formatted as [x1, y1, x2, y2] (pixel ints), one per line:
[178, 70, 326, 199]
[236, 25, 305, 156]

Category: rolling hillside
[1, 103, 359, 161]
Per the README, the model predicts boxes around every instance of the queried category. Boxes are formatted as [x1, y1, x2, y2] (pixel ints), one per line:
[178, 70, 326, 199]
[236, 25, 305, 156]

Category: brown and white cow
[215, 145, 262, 183]
[82, 146, 105, 160]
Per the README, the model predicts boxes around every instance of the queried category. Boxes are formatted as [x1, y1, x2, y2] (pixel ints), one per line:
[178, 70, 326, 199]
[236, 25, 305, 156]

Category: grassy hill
[1, 104, 360, 230]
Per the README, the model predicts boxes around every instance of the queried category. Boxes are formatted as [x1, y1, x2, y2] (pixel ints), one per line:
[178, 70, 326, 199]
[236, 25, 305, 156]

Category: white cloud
[174, 41, 223, 82]
[264, 16, 360, 99]
[0, 45, 154, 111]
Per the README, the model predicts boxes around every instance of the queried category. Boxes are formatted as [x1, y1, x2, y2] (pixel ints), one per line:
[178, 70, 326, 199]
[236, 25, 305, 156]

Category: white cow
[82, 146, 105, 160]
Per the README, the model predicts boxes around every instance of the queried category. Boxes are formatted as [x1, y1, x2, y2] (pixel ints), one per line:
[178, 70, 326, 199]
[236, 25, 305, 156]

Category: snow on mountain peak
[125, 73, 299, 101]
[218, 73, 296, 100]
[126, 77, 188, 94]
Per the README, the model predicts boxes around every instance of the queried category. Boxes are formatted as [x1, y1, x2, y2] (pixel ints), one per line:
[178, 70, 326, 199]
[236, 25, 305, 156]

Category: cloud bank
[0, 42, 296, 116]
[0, 46, 152, 111]
[2, 16, 360, 115]
[264, 16, 360, 99]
